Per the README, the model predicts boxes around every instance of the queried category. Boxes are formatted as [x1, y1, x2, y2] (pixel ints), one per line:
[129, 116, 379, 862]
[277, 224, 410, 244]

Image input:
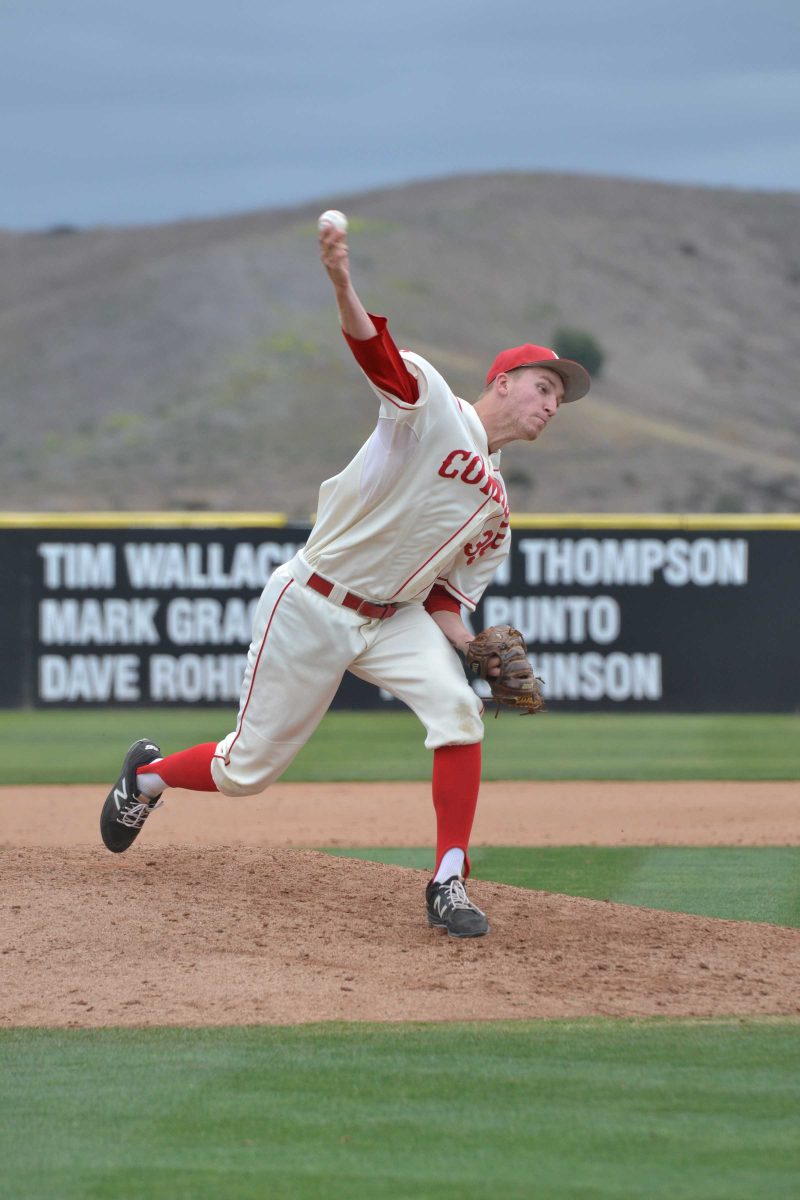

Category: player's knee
[211, 759, 272, 798]
[424, 689, 485, 748]
[221, 778, 269, 798]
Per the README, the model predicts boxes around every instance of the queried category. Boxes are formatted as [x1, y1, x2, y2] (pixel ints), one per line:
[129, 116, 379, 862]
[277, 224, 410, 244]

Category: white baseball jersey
[300, 350, 511, 611]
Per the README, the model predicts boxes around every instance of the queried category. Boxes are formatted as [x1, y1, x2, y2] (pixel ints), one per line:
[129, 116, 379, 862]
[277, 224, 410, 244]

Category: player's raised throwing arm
[318, 214, 420, 405]
[318, 222, 377, 341]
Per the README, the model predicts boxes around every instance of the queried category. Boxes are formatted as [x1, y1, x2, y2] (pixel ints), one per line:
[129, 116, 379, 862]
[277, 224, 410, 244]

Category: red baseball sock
[432, 742, 481, 878]
[137, 742, 219, 792]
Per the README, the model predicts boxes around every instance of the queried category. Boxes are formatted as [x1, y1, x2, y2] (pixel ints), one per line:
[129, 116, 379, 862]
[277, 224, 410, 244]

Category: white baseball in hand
[318, 209, 348, 233]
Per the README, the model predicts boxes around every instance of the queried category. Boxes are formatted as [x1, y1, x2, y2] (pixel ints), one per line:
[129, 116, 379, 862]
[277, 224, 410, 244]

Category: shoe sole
[427, 915, 490, 938]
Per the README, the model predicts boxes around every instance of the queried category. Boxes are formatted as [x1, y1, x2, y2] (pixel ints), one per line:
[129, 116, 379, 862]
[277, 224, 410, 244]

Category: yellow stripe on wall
[0, 511, 289, 529]
[0, 511, 798, 531]
[508, 513, 800, 530]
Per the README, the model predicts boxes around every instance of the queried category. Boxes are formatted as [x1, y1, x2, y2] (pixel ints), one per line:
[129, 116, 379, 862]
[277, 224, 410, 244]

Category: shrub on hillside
[552, 327, 605, 379]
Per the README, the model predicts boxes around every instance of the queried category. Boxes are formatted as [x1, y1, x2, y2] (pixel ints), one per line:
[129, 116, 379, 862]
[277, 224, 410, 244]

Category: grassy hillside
[2, 172, 799, 514]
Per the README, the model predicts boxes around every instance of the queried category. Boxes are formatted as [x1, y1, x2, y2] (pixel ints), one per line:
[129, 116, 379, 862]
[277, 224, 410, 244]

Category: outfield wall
[1, 514, 798, 712]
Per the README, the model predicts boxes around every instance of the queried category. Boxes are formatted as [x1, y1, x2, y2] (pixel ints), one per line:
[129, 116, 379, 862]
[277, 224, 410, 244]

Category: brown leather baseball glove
[466, 625, 545, 715]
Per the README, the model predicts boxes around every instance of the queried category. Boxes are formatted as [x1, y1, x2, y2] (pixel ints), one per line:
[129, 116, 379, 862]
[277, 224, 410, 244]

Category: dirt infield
[2, 782, 799, 1027]
[3, 780, 798, 847]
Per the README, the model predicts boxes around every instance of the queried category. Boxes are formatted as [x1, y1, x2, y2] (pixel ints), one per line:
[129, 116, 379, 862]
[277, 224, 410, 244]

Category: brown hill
[1, 172, 799, 515]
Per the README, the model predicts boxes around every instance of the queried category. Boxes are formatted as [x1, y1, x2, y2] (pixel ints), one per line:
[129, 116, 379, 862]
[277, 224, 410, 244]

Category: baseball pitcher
[99, 214, 590, 938]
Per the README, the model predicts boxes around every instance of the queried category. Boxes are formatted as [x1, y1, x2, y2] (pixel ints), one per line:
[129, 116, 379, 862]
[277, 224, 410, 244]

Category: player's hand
[319, 225, 351, 290]
[455, 635, 501, 677]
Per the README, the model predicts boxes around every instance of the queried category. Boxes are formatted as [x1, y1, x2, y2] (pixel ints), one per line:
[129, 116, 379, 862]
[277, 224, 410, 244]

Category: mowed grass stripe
[323, 846, 800, 928]
[2, 710, 799, 783]
[611, 847, 800, 927]
[1, 1022, 798, 1200]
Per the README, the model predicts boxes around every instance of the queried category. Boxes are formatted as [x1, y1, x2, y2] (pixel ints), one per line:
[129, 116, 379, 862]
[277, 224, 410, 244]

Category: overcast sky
[2, 0, 799, 230]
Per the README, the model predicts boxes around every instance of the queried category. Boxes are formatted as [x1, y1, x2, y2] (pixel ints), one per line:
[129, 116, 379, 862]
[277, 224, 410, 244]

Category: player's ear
[494, 372, 510, 396]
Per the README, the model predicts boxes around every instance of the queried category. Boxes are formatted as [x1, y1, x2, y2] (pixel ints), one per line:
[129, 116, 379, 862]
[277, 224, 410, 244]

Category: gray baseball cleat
[100, 738, 163, 853]
[426, 875, 490, 938]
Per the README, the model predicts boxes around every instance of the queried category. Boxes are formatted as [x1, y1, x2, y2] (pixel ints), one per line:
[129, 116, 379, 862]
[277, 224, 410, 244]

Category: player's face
[507, 367, 565, 440]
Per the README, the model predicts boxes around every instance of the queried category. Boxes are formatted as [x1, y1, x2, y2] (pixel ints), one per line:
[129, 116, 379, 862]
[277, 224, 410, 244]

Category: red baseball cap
[485, 343, 591, 403]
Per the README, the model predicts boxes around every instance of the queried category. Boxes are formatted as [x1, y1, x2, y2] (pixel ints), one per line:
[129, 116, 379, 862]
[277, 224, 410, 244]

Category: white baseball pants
[211, 560, 484, 797]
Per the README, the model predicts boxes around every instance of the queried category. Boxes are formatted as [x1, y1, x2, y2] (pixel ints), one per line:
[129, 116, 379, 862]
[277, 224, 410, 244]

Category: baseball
[318, 209, 348, 234]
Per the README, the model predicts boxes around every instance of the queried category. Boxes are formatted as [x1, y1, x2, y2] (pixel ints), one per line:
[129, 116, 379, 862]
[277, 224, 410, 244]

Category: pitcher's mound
[3, 847, 799, 1027]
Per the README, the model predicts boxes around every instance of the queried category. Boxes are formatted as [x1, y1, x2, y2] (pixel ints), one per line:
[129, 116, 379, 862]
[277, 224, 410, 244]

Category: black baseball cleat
[426, 876, 490, 938]
[100, 739, 163, 853]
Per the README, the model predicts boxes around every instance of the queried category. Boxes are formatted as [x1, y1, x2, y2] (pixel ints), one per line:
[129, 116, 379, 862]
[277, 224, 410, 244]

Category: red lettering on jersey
[438, 449, 471, 479]
[461, 455, 486, 485]
[488, 477, 510, 518]
[438, 449, 510, 519]
[491, 520, 509, 549]
[464, 529, 494, 565]
[464, 525, 509, 565]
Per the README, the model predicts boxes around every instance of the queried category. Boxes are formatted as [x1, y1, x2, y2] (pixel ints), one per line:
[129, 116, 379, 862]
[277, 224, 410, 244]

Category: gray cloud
[1, 0, 798, 227]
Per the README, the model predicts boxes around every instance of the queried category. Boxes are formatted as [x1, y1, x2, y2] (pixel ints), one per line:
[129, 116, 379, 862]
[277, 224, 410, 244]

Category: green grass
[2, 710, 799, 784]
[1, 1021, 798, 1199]
[324, 847, 800, 928]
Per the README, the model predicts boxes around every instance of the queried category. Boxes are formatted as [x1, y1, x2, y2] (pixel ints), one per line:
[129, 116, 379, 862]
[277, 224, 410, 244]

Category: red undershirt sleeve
[424, 584, 461, 616]
[343, 313, 420, 404]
